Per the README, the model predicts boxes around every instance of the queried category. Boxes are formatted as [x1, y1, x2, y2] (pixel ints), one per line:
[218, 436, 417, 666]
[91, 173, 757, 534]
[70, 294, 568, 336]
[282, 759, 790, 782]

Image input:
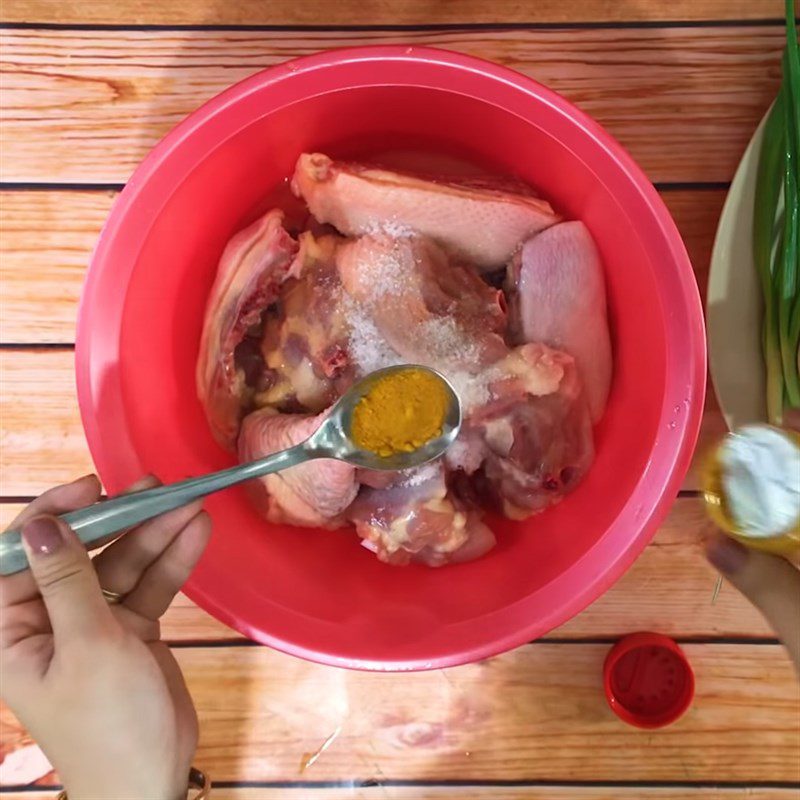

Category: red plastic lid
[603, 632, 695, 728]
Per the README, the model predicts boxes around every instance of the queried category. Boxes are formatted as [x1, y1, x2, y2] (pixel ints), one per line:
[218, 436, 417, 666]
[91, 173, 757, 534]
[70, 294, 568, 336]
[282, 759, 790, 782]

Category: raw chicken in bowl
[76, 46, 705, 670]
[198, 153, 605, 566]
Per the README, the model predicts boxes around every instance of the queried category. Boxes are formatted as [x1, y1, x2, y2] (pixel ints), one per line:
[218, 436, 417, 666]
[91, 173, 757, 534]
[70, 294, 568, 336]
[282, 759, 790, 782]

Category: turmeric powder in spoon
[351, 367, 451, 457]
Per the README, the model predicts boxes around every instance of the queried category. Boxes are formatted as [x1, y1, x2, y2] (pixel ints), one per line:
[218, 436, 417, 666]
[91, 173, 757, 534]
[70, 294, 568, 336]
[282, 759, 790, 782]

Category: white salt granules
[417, 317, 483, 365]
[345, 300, 403, 376]
[363, 217, 415, 239]
[399, 462, 441, 487]
[366, 250, 407, 297]
[442, 369, 491, 413]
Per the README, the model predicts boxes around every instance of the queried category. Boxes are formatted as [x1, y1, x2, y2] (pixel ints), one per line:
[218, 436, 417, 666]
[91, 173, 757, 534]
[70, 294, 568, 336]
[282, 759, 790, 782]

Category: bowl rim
[76, 45, 707, 670]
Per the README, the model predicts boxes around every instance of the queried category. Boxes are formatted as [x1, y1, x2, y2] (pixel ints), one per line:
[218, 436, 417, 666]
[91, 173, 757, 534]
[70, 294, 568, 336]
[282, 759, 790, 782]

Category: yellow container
[702, 427, 800, 554]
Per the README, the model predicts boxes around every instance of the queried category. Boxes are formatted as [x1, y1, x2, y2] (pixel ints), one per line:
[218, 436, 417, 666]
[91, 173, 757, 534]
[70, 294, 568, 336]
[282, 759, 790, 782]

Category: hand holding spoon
[0, 365, 461, 576]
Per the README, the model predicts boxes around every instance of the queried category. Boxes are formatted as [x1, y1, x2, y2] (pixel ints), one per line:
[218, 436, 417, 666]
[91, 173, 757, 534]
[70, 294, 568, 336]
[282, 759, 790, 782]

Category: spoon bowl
[312, 364, 462, 471]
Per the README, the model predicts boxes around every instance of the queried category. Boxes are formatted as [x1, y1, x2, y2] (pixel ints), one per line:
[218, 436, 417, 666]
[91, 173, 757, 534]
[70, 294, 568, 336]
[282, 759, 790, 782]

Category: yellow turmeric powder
[351, 368, 450, 457]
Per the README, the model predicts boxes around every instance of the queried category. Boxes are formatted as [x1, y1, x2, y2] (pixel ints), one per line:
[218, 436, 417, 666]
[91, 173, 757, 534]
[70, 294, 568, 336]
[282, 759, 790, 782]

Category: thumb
[21, 515, 116, 643]
[706, 533, 800, 670]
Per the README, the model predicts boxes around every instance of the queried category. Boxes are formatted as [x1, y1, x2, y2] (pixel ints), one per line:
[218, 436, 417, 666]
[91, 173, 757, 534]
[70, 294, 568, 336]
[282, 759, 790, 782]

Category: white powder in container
[719, 425, 800, 537]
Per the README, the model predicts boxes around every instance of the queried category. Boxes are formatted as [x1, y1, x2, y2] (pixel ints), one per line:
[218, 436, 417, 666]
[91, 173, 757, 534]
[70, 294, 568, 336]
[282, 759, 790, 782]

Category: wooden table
[1, 1, 798, 798]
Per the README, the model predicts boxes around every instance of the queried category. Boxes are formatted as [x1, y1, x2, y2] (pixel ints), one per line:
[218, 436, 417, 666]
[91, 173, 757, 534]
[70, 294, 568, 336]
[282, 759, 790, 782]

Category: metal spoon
[0, 365, 461, 576]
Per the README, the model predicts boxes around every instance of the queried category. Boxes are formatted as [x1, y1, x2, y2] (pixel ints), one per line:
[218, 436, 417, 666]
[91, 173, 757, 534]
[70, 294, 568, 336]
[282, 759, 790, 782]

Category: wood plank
[550, 496, 770, 638]
[1, 644, 797, 783]
[0, 496, 774, 641]
[0, 191, 116, 344]
[0, 349, 94, 496]
[1, 789, 797, 800]
[0, 188, 722, 344]
[0, 27, 782, 184]
[0, 0, 785, 26]
[212, 791, 797, 800]
[661, 189, 723, 292]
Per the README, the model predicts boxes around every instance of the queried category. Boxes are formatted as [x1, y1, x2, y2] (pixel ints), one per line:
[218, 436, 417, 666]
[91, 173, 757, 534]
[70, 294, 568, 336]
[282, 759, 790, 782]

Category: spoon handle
[0, 443, 314, 576]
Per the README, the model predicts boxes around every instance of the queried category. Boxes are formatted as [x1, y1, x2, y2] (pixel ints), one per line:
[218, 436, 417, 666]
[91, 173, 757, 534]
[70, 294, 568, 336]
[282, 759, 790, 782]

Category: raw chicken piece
[256, 231, 355, 413]
[514, 221, 612, 422]
[448, 343, 594, 518]
[292, 153, 561, 270]
[336, 233, 507, 371]
[197, 209, 298, 449]
[349, 462, 496, 566]
[239, 408, 358, 528]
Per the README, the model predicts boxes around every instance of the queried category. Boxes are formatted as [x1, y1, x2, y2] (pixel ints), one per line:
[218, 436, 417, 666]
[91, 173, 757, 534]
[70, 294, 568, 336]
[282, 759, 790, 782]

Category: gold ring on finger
[101, 588, 125, 605]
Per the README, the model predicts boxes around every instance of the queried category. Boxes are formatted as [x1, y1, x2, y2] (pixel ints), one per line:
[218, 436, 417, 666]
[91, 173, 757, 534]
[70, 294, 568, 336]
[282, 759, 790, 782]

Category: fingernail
[22, 516, 65, 556]
[706, 535, 749, 575]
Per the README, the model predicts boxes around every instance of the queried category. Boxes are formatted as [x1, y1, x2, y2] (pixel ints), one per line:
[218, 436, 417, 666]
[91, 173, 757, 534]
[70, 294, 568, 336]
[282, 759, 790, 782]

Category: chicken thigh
[239, 408, 358, 528]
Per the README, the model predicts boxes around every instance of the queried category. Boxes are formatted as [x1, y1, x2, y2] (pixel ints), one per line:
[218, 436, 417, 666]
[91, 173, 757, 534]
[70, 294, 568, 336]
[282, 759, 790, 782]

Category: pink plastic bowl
[76, 46, 705, 670]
